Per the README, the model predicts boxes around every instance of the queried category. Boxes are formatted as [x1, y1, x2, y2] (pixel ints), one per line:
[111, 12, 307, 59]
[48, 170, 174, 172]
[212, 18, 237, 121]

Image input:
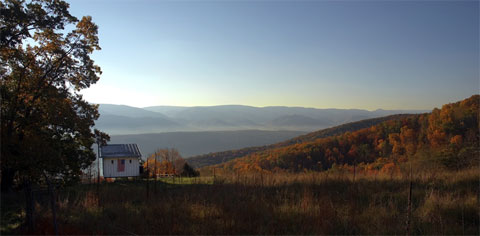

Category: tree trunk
[45, 176, 59, 235]
[154, 158, 157, 194]
[24, 181, 35, 233]
[353, 162, 356, 183]
[1, 168, 15, 192]
[146, 161, 150, 200]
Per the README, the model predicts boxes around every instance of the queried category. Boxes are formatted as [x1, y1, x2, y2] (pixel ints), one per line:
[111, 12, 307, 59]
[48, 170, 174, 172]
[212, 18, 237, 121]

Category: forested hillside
[188, 114, 414, 168]
[210, 95, 479, 173]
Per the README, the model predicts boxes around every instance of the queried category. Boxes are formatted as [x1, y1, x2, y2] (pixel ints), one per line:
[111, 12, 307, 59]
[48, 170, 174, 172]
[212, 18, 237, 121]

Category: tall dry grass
[2, 167, 478, 235]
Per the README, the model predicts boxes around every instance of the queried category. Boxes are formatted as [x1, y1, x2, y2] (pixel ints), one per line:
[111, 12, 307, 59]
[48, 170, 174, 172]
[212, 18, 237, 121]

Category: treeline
[213, 95, 479, 173]
[143, 148, 199, 177]
[188, 114, 413, 168]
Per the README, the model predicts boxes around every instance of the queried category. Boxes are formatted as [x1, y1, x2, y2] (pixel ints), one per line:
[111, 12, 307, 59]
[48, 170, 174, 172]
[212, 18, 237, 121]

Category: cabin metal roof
[100, 144, 142, 158]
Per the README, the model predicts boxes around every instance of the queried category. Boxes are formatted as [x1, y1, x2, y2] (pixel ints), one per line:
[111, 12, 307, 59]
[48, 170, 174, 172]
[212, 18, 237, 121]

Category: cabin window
[129, 160, 132, 164]
[111, 160, 113, 164]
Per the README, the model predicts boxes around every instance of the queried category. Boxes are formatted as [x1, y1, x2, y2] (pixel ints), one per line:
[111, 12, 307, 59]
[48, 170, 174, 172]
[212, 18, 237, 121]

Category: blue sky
[69, 0, 479, 110]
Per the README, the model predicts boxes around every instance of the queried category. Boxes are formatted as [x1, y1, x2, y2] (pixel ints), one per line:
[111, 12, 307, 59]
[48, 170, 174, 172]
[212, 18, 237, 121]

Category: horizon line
[94, 102, 432, 112]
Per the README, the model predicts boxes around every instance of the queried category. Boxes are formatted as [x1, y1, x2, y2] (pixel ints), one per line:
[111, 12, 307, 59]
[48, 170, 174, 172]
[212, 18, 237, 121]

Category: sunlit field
[2, 167, 478, 235]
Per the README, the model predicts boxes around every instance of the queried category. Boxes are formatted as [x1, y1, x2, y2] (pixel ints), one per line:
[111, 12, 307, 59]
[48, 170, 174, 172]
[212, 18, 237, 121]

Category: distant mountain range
[96, 104, 427, 135]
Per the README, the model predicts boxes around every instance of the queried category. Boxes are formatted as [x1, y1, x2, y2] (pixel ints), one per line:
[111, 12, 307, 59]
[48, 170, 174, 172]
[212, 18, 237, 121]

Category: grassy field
[2, 168, 479, 235]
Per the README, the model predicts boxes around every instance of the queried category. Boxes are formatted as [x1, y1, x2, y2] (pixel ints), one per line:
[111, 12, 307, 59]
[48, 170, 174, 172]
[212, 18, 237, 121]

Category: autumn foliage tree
[1, 0, 107, 230]
[144, 148, 186, 176]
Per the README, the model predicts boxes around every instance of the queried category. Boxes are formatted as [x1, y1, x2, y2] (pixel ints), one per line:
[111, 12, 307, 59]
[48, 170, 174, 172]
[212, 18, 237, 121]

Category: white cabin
[100, 144, 142, 178]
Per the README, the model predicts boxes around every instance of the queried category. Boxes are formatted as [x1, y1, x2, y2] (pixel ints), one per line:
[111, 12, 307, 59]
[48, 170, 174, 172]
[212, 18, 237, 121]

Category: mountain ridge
[97, 103, 428, 135]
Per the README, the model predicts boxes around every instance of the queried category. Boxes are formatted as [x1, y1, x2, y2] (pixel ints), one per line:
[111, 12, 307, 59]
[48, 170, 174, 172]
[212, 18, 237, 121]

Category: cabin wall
[103, 157, 140, 178]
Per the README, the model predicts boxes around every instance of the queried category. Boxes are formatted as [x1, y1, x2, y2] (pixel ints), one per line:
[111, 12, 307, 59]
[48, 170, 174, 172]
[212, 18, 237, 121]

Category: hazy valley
[110, 130, 305, 158]
[97, 104, 427, 157]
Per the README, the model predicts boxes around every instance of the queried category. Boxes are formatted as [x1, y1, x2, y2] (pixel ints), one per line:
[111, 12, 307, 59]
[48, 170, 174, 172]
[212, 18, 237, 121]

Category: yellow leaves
[75, 16, 100, 52]
[428, 129, 447, 148]
[388, 133, 400, 145]
[375, 139, 384, 149]
[144, 148, 184, 176]
[388, 133, 404, 156]
[144, 159, 174, 176]
[400, 126, 416, 143]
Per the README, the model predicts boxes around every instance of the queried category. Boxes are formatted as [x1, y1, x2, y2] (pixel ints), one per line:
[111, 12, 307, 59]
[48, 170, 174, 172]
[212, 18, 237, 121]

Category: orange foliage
[380, 162, 396, 174]
[216, 95, 479, 173]
[450, 135, 463, 147]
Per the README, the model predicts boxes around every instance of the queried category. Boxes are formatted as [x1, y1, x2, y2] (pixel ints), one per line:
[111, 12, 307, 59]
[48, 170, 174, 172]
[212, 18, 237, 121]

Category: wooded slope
[209, 95, 479, 173]
[188, 114, 414, 168]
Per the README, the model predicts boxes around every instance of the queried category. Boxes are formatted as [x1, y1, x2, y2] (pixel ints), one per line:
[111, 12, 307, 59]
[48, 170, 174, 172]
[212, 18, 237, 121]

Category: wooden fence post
[213, 168, 216, 183]
[146, 159, 150, 200]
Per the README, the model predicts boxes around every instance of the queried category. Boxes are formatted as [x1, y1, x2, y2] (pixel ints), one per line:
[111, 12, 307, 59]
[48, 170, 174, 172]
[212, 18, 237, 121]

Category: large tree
[145, 148, 186, 176]
[1, 0, 107, 194]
